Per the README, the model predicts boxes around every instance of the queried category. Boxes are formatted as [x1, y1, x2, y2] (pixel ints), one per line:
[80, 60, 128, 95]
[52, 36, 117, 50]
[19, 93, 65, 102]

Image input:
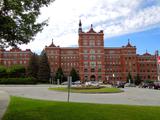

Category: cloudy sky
[20, 0, 160, 54]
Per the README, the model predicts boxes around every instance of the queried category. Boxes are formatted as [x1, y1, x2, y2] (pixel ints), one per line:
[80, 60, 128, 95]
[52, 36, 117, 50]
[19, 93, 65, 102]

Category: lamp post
[113, 73, 115, 86]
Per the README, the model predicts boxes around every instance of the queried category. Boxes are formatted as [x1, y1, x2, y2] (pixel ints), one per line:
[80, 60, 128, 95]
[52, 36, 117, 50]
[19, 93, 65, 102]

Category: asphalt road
[0, 85, 160, 106]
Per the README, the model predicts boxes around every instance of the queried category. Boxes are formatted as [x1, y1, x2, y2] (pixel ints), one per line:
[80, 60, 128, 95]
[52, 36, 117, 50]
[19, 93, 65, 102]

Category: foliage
[38, 52, 50, 83]
[69, 67, 79, 82]
[7, 65, 26, 78]
[3, 96, 160, 120]
[0, 0, 54, 47]
[127, 72, 133, 83]
[0, 65, 7, 78]
[49, 87, 123, 93]
[134, 74, 142, 85]
[55, 67, 64, 83]
[27, 53, 39, 79]
[0, 77, 36, 84]
[143, 80, 154, 84]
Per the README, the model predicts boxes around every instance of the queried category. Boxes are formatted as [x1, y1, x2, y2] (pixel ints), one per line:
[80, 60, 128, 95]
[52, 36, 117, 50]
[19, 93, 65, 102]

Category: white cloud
[19, 0, 160, 54]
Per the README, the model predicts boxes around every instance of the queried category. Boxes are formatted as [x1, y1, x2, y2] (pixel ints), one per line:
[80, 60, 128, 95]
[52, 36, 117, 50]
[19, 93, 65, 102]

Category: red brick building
[0, 47, 32, 67]
[45, 20, 158, 83]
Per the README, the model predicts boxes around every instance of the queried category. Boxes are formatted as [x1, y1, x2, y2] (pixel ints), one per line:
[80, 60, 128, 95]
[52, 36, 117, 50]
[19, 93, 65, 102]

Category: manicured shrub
[0, 77, 37, 84]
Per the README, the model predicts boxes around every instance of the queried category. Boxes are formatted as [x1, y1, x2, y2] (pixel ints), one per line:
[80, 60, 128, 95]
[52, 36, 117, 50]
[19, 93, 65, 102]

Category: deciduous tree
[0, 0, 54, 47]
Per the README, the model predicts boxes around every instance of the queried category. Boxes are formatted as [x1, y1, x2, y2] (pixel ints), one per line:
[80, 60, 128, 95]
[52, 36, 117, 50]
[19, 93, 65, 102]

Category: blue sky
[106, 26, 160, 54]
[19, 0, 160, 55]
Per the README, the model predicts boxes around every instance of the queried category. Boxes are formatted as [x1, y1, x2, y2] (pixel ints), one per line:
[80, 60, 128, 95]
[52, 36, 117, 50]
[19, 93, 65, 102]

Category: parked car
[116, 82, 125, 88]
[153, 82, 160, 89]
[139, 81, 154, 89]
[125, 83, 136, 87]
[73, 80, 81, 85]
[61, 81, 73, 85]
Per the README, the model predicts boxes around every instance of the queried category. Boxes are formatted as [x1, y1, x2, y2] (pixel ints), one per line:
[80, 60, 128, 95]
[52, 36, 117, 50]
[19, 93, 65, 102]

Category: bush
[0, 77, 37, 84]
[0, 66, 7, 78]
[7, 65, 26, 78]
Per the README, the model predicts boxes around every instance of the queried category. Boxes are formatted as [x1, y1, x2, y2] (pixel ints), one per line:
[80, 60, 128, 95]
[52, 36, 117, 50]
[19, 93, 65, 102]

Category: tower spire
[79, 19, 82, 27]
[52, 38, 53, 44]
[78, 19, 82, 33]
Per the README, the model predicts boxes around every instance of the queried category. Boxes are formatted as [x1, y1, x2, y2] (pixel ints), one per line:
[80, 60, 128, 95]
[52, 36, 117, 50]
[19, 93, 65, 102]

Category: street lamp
[112, 74, 115, 86]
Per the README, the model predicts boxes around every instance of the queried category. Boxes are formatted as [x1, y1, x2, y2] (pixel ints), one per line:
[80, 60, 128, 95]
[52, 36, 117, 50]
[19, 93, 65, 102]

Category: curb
[0, 91, 10, 120]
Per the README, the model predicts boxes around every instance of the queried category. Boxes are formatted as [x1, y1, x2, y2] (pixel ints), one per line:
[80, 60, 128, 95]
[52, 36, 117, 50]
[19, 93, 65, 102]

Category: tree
[134, 74, 142, 85]
[0, 0, 54, 47]
[70, 68, 79, 82]
[0, 65, 7, 78]
[38, 52, 50, 83]
[27, 53, 39, 79]
[55, 67, 64, 84]
[127, 72, 133, 83]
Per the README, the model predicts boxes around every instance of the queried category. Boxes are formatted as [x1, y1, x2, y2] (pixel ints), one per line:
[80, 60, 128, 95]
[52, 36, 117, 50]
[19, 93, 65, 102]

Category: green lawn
[2, 96, 160, 120]
[49, 87, 123, 93]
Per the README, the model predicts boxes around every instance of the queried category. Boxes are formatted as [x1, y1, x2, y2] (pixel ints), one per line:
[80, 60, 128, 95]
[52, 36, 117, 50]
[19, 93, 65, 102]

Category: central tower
[78, 20, 105, 82]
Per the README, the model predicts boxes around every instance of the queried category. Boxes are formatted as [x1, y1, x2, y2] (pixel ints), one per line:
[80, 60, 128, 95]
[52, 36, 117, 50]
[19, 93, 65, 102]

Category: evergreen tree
[134, 74, 142, 85]
[0, 0, 54, 47]
[27, 53, 39, 79]
[55, 67, 64, 84]
[70, 68, 78, 82]
[127, 72, 133, 83]
[38, 52, 50, 83]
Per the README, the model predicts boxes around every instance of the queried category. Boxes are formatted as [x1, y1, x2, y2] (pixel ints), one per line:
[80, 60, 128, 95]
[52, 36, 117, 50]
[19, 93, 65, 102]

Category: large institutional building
[44, 20, 158, 83]
[0, 20, 159, 83]
[0, 47, 32, 67]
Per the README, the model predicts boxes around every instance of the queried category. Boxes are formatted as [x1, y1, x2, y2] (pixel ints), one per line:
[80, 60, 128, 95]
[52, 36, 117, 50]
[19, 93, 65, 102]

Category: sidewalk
[0, 91, 10, 120]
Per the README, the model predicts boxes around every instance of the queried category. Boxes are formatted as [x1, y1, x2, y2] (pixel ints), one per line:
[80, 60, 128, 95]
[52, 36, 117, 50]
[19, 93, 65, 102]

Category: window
[90, 49, 95, 54]
[83, 55, 88, 60]
[90, 55, 95, 60]
[91, 68, 95, 72]
[90, 62, 96, 68]
[89, 40, 95, 46]
[84, 68, 88, 72]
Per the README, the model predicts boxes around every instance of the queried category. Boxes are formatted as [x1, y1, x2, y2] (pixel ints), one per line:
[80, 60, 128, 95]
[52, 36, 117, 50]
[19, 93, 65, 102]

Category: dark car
[116, 82, 125, 88]
[153, 82, 160, 89]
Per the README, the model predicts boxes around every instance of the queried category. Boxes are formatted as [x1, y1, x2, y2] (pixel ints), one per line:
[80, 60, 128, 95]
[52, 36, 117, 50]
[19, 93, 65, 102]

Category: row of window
[83, 55, 102, 60]
[83, 49, 102, 54]
[3, 60, 27, 65]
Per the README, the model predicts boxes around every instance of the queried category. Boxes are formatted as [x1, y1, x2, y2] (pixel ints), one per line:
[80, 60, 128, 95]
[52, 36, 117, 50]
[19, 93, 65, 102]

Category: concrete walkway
[0, 91, 10, 120]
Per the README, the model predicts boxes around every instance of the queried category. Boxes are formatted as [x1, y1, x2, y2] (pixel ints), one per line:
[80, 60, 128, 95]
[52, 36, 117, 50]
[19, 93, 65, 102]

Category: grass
[2, 96, 160, 120]
[49, 87, 123, 93]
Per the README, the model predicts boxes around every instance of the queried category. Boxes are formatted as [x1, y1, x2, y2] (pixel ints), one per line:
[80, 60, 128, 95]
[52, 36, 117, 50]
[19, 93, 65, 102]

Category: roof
[48, 39, 56, 47]
[86, 24, 97, 33]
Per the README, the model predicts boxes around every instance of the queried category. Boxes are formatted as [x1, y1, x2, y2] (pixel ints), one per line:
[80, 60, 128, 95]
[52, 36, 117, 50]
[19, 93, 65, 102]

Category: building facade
[45, 21, 158, 83]
[45, 21, 157, 82]
[0, 47, 32, 67]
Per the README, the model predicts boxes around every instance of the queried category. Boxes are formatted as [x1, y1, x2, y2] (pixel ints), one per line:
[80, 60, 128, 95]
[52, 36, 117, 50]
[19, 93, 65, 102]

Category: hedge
[0, 77, 37, 84]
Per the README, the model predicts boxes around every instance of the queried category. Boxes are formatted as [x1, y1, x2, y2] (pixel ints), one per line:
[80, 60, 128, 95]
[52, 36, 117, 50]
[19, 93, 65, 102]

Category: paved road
[0, 90, 10, 120]
[0, 85, 160, 106]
